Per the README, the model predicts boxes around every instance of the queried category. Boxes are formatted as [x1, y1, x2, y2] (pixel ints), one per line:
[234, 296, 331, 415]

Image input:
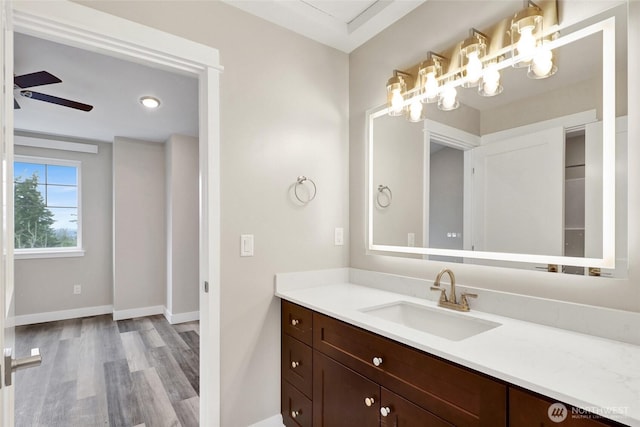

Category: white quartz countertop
[276, 282, 640, 426]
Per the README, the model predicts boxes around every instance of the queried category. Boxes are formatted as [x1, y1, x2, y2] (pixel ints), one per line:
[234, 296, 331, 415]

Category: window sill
[15, 249, 85, 260]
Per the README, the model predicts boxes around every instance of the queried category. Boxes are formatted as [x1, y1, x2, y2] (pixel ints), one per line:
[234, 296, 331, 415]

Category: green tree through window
[14, 158, 80, 250]
[14, 175, 59, 248]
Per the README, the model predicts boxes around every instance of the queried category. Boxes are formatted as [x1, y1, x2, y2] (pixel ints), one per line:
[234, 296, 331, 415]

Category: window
[14, 156, 81, 255]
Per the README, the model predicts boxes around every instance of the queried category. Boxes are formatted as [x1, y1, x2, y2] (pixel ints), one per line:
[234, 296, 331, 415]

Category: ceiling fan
[13, 70, 93, 112]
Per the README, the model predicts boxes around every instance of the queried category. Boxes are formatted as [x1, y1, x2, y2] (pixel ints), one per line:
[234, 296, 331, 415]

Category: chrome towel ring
[377, 185, 392, 208]
[294, 176, 317, 204]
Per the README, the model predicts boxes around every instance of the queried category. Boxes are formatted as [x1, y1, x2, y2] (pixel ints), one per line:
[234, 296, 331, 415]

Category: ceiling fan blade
[14, 98, 21, 110]
[21, 91, 93, 112]
[14, 71, 62, 89]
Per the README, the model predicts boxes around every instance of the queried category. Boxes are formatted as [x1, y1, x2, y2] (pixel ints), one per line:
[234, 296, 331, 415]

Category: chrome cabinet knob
[380, 406, 392, 417]
[372, 356, 383, 367]
[291, 410, 300, 418]
[290, 319, 299, 326]
[291, 361, 299, 368]
[364, 397, 375, 407]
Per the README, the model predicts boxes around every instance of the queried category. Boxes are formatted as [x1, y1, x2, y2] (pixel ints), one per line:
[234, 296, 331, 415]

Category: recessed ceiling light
[140, 96, 161, 109]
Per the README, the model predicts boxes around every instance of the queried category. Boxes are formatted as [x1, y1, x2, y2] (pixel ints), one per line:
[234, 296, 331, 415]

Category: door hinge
[204, 281, 209, 293]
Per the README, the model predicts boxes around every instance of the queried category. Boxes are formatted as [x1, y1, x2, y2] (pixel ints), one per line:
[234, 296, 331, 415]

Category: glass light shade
[527, 46, 557, 79]
[437, 86, 459, 111]
[407, 98, 427, 122]
[418, 57, 444, 104]
[511, 4, 543, 68]
[386, 76, 407, 116]
[478, 67, 503, 97]
[460, 33, 487, 88]
[423, 72, 439, 102]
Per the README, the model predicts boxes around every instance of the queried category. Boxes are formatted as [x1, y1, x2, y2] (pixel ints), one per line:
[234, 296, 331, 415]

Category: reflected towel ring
[377, 185, 392, 208]
[294, 176, 317, 204]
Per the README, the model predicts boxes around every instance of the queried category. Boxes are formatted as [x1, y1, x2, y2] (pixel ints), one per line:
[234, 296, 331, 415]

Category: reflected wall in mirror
[367, 4, 628, 277]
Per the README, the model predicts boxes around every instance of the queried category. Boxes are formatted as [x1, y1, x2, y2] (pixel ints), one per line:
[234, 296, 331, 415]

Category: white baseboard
[248, 414, 284, 427]
[113, 305, 165, 321]
[14, 304, 113, 326]
[163, 309, 200, 325]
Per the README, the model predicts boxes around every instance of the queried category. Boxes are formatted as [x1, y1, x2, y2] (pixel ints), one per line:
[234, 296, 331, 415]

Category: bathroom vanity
[276, 269, 640, 427]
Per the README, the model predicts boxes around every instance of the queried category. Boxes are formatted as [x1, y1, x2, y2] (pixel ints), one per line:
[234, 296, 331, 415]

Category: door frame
[4, 1, 222, 425]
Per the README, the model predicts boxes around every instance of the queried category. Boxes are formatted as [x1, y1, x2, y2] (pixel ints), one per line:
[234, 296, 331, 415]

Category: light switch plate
[334, 228, 344, 246]
[240, 234, 254, 256]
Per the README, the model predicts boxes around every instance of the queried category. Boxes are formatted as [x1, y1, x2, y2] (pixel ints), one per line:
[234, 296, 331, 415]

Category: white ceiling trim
[221, 0, 426, 53]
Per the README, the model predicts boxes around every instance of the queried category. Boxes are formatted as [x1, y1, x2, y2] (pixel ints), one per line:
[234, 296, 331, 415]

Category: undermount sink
[360, 301, 501, 341]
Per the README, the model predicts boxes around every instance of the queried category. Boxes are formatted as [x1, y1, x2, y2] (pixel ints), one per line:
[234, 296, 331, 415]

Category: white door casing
[1, 1, 16, 424]
[2, 1, 222, 426]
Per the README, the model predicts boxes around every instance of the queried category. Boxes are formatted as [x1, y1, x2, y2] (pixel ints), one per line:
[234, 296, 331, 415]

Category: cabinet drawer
[282, 379, 312, 427]
[509, 387, 620, 427]
[380, 387, 453, 427]
[282, 334, 312, 398]
[282, 300, 313, 345]
[314, 312, 506, 426]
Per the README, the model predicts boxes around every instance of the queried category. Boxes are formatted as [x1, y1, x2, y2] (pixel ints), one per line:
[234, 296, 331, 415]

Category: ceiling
[14, 33, 198, 144]
[221, 0, 426, 53]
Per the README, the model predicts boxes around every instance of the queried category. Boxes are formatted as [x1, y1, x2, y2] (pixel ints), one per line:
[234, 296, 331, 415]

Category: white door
[471, 127, 565, 267]
[1, 0, 16, 424]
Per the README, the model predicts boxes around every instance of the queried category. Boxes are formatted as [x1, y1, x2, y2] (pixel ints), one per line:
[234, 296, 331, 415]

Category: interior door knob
[4, 348, 42, 386]
[291, 319, 299, 326]
[291, 361, 300, 368]
[291, 410, 300, 418]
[364, 397, 375, 407]
[372, 356, 383, 366]
[380, 406, 392, 417]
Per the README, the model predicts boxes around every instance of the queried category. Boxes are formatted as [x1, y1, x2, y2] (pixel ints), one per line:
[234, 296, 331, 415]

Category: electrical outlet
[73, 284, 81, 295]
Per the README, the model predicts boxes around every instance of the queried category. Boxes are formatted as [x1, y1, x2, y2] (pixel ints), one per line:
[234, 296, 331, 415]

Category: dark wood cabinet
[313, 311, 506, 426]
[313, 351, 380, 427]
[509, 387, 623, 427]
[379, 387, 453, 427]
[281, 300, 621, 427]
[282, 301, 314, 427]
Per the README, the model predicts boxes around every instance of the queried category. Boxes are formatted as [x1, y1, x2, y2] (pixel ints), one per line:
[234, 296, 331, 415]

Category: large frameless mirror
[367, 4, 627, 277]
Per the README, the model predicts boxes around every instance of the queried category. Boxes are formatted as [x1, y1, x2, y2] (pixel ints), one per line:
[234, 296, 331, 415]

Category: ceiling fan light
[140, 96, 161, 109]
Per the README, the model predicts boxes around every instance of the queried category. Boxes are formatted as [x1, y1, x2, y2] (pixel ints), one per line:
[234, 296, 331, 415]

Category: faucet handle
[460, 292, 477, 309]
[430, 286, 448, 302]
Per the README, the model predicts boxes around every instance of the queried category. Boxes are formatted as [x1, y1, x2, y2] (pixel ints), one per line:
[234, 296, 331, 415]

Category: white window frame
[14, 155, 84, 259]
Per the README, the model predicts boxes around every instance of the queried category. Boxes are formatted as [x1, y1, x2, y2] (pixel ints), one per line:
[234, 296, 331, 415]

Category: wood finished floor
[15, 315, 199, 427]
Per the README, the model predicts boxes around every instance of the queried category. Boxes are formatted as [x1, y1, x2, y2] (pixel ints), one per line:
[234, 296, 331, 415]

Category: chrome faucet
[430, 268, 477, 312]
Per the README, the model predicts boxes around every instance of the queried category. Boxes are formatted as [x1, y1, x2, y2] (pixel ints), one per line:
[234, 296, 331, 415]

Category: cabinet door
[380, 387, 453, 427]
[509, 388, 617, 427]
[313, 351, 379, 427]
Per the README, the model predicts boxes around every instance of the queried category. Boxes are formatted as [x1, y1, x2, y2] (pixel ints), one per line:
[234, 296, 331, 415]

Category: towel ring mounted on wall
[377, 185, 392, 208]
[294, 176, 317, 204]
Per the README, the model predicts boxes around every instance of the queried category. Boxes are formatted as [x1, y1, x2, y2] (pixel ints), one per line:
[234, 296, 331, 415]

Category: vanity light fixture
[386, 70, 412, 116]
[384, 0, 558, 121]
[418, 52, 447, 104]
[511, 1, 544, 67]
[460, 29, 488, 88]
[140, 96, 161, 109]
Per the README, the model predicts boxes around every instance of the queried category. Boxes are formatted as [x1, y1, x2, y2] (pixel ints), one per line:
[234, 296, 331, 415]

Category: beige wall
[78, 1, 350, 425]
[372, 114, 424, 247]
[113, 137, 166, 312]
[350, 0, 640, 313]
[14, 137, 113, 315]
[165, 134, 199, 316]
